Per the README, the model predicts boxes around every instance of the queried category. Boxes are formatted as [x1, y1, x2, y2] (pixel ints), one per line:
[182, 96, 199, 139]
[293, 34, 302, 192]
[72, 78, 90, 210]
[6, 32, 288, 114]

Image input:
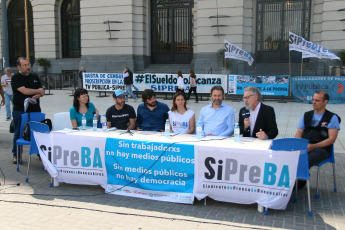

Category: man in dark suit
[238, 86, 278, 140]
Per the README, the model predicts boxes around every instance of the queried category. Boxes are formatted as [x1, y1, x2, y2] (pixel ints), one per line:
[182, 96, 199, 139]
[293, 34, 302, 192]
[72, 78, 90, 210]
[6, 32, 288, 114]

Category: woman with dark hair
[176, 70, 184, 93]
[70, 88, 99, 129]
[187, 70, 198, 103]
[168, 91, 195, 134]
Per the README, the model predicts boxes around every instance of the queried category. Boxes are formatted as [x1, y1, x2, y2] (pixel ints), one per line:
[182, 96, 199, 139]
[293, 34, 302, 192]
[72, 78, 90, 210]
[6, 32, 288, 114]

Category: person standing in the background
[78, 67, 86, 88]
[1, 67, 13, 120]
[176, 70, 184, 93]
[123, 66, 138, 102]
[187, 70, 198, 103]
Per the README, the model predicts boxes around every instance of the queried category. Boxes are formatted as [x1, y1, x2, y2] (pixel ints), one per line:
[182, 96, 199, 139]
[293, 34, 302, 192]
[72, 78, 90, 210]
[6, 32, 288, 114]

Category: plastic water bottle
[93, 114, 97, 131]
[101, 115, 107, 131]
[81, 114, 86, 130]
[234, 123, 240, 142]
[196, 121, 202, 139]
[165, 119, 170, 137]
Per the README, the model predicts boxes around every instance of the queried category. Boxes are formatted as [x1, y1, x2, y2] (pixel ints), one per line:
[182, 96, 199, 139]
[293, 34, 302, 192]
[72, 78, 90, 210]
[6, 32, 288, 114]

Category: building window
[61, 0, 81, 58]
[8, 0, 35, 66]
[256, 0, 311, 63]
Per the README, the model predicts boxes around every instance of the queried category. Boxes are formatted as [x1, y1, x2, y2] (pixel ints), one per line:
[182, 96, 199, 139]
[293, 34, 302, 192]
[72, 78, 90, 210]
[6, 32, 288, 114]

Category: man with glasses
[238, 86, 278, 140]
[11, 57, 44, 164]
[198, 86, 235, 137]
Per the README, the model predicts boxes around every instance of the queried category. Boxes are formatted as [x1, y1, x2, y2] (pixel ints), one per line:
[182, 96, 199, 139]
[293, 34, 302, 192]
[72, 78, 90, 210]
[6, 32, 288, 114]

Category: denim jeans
[4, 93, 13, 118]
[12, 110, 24, 156]
[125, 84, 137, 100]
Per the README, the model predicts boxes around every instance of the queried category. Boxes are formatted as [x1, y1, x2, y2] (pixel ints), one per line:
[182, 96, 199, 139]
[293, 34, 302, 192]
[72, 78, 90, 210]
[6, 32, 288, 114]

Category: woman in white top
[176, 70, 184, 93]
[168, 91, 195, 134]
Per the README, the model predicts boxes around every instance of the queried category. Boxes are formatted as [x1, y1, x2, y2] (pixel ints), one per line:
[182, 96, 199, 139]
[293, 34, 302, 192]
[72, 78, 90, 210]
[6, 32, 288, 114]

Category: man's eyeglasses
[242, 94, 255, 100]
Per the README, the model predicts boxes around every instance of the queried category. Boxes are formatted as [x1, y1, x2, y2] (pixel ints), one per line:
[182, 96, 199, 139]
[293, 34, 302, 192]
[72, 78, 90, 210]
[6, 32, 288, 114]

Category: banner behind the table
[229, 75, 289, 96]
[291, 76, 345, 104]
[134, 73, 228, 93]
[83, 73, 125, 91]
[105, 138, 195, 204]
[194, 146, 299, 210]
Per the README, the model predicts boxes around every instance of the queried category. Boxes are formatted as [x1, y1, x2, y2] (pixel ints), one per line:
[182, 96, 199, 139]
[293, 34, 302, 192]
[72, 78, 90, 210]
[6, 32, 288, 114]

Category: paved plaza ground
[0, 89, 344, 230]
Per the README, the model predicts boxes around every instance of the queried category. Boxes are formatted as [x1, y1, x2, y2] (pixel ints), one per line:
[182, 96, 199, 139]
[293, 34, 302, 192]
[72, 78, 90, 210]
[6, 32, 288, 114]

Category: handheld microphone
[241, 109, 250, 119]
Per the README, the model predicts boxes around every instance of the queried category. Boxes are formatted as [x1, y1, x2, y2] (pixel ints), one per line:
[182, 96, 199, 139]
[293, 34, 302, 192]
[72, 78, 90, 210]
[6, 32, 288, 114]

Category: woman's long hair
[73, 88, 89, 112]
[171, 91, 187, 112]
[177, 70, 183, 78]
[189, 70, 196, 79]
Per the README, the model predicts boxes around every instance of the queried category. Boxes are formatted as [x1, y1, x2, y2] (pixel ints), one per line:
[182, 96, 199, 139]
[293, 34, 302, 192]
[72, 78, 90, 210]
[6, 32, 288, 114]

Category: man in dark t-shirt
[106, 89, 136, 130]
[11, 57, 44, 164]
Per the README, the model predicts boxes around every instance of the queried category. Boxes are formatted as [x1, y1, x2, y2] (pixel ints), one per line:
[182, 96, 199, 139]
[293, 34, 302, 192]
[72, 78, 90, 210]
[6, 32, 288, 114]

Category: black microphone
[241, 109, 250, 119]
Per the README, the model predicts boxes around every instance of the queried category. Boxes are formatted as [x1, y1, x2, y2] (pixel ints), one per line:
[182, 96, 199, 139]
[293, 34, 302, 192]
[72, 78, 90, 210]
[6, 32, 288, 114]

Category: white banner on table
[133, 73, 228, 93]
[83, 72, 125, 91]
[194, 146, 299, 210]
[34, 132, 108, 187]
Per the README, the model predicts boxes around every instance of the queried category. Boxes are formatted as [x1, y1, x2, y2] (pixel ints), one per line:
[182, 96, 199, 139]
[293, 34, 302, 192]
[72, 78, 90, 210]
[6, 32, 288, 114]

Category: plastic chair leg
[16, 146, 20, 172]
[26, 154, 32, 183]
[316, 167, 320, 199]
[332, 163, 337, 192]
[307, 180, 312, 216]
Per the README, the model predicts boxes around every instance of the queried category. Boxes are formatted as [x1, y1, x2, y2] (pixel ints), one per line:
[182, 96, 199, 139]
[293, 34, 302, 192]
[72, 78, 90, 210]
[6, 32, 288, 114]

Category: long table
[34, 129, 299, 210]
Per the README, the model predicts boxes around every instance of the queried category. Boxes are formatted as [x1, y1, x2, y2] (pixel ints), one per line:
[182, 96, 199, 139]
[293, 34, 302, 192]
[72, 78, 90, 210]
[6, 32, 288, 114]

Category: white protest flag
[224, 40, 254, 66]
[289, 32, 340, 60]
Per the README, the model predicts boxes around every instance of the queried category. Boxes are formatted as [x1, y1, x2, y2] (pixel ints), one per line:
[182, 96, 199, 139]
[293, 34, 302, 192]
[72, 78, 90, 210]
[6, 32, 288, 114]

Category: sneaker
[134, 98, 138, 102]
[6, 117, 11, 121]
[13, 156, 17, 164]
[195, 101, 199, 103]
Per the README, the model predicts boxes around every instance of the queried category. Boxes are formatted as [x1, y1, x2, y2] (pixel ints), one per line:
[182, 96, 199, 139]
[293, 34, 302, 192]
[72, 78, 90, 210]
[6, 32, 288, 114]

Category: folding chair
[52, 112, 72, 131]
[270, 138, 312, 216]
[26, 121, 51, 182]
[315, 144, 336, 199]
[16, 112, 45, 172]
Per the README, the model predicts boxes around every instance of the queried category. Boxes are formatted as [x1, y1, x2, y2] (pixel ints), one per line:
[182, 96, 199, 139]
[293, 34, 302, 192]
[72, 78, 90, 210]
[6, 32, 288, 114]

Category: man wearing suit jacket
[238, 86, 278, 140]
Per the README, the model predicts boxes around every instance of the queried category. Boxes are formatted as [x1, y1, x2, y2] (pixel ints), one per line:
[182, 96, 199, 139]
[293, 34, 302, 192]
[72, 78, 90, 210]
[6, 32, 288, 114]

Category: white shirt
[1, 75, 13, 95]
[177, 77, 184, 90]
[168, 110, 195, 134]
[249, 102, 261, 136]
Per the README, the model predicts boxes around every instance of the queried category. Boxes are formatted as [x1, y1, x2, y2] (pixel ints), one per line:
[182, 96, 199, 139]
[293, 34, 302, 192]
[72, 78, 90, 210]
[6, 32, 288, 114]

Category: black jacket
[238, 103, 278, 139]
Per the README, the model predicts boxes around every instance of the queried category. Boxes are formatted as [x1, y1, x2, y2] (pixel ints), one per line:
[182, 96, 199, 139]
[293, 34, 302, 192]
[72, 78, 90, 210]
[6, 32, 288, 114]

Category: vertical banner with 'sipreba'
[105, 138, 195, 204]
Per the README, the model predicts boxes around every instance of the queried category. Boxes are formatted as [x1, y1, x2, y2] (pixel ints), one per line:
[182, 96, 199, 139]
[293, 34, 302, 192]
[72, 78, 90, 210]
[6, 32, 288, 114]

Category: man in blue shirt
[198, 86, 235, 136]
[295, 90, 340, 168]
[136, 89, 169, 131]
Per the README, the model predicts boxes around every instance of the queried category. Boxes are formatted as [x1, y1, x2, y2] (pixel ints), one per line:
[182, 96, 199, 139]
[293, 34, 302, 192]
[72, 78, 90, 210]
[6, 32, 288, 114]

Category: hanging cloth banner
[289, 32, 340, 60]
[224, 40, 254, 66]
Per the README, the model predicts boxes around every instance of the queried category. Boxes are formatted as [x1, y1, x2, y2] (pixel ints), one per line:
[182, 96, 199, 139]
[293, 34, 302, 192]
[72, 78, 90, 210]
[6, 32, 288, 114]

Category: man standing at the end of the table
[238, 86, 278, 140]
[198, 85, 235, 137]
[136, 89, 169, 132]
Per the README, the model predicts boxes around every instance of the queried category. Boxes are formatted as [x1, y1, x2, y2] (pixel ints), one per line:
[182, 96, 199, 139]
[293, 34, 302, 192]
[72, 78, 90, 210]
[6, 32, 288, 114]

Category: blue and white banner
[224, 40, 254, 66]
[34, 132, 108, 186]
[291, 76, 345, 104]
[104, 139, 195, 203]
[194, 146, 299, 210]
[229, 75, 289, 96]
[289, 32, 340, 60]
[83, 72, 125, 91]
[133, 73, 227, 93]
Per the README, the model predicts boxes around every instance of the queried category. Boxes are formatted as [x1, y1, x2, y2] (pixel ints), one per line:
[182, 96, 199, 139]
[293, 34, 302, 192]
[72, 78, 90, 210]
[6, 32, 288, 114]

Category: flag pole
[300, 57, 303, 77]
[24, 0, 30, 62]
[289, 51, 292, 96]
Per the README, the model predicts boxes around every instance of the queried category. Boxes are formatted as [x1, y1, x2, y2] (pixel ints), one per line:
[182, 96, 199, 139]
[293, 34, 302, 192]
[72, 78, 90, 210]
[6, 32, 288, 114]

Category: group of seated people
[70, 86, 340, 181]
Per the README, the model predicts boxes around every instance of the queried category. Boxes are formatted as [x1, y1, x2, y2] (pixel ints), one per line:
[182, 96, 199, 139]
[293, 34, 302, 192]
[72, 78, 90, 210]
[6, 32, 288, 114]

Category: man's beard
[246, 103, 253, 111]
[147, 101, 157, 107]
[19, 68, 30, 76]
[212, 99, 222, 105]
